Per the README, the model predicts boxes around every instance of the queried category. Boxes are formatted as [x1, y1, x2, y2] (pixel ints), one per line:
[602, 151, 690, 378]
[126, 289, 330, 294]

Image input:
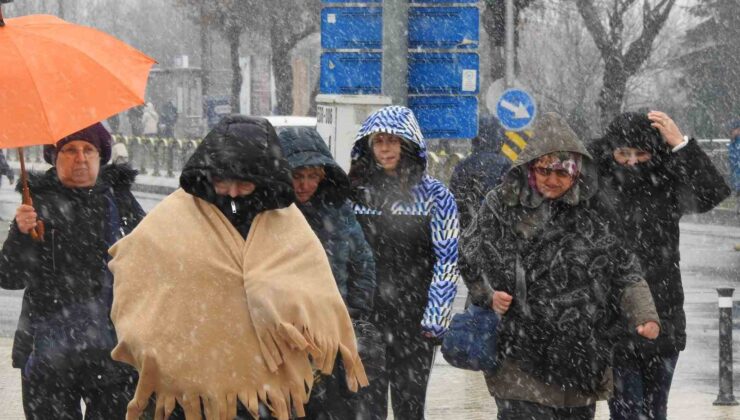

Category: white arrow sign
[500, 100, 530, 119]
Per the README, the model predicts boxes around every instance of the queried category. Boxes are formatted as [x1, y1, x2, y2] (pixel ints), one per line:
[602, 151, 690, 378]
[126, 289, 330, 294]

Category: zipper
[120, 216, 129, 238]
[231, 200, 237, 214]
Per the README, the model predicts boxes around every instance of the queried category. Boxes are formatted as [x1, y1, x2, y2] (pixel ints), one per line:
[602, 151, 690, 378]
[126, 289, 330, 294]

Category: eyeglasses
[533, 166, 572, 179]
[59, 146, 99, 159]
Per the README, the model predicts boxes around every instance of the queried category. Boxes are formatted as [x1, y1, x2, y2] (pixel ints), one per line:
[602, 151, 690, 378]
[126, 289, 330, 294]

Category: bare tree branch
[576, 0, 614, 61]
[623, 0, 676, 75]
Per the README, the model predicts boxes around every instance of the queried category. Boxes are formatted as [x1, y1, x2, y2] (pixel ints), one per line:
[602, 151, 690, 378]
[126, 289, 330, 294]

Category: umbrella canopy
[0, 13, 155, 147]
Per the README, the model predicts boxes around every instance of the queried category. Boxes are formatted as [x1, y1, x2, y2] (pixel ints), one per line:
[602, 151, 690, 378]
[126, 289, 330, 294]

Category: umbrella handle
[17, 147, 44, 242]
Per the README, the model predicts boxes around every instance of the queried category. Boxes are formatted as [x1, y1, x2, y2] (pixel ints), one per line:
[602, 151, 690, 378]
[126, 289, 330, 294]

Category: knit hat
[43, 122, 112, 165]
[603, 112, 665, 156]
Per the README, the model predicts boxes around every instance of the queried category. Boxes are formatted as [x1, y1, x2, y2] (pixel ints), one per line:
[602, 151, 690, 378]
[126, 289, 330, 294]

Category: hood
[19, 163, 138, 194]
[588, 112, 674, 194]
[277, 126, 350, 207]
[499, 112, 598, 208]
[348, 105, 427, 189]
[179, 115, 294, 211]
[472, 114, 506, 153]
[596, 112, 671, 165]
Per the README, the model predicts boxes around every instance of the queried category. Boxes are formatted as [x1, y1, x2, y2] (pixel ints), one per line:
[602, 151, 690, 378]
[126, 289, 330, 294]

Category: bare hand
[15, 205, 38, 235]
[648, 111, 684, 148]
[637, 321, 660, 340]
[491, 291, 513, 315]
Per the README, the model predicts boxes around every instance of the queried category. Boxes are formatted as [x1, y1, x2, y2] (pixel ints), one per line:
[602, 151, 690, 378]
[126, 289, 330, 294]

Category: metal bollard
[713, 287, 738, 405]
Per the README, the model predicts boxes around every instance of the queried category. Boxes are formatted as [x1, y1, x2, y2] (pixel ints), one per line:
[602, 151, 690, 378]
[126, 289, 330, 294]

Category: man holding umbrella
[0, 3, 155, 417]
[0, 123, 146, 419]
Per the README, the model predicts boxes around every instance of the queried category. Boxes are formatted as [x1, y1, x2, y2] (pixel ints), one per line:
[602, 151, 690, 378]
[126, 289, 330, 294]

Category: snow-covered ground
[0, 183, 738, 419]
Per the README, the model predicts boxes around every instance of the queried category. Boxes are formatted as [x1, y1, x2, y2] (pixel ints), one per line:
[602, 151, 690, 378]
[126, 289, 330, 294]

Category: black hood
[590, 112, 672, 194]
[278, 126, 349, 207]
[597, 112, 671, 165]
[179, 115, 295, 211]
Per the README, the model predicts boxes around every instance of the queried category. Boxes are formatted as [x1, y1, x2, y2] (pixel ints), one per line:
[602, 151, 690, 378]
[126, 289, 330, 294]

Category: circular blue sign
[495, 89, 537, 131]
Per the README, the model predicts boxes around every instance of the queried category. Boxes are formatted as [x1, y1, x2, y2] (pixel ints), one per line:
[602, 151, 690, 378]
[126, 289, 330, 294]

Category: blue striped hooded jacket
[348, 106, 461, 337]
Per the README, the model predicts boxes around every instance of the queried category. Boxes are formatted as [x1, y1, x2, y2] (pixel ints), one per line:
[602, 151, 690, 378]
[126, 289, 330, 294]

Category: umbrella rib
[16, 26, 153, 104]
[4, 28, 55, 143]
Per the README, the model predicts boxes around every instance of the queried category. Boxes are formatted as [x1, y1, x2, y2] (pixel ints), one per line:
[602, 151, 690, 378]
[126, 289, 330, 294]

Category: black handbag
[441, 304, 500, 374]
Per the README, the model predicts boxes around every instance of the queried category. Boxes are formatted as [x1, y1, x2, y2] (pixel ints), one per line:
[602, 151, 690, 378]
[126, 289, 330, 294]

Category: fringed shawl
[109, 189, 367, 420]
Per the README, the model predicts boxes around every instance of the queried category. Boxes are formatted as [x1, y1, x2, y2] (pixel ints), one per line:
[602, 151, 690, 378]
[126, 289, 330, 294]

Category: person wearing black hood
[168, 115, 295, 420]
[449, 114, 512, 231]
[588, 111, 730, 420]
[278, 126, 376, 420]
[0, 123, 145, 419]
[179, 115, 295, 239]
[159, 116, 369, 420]
[278, 127, 375, 320]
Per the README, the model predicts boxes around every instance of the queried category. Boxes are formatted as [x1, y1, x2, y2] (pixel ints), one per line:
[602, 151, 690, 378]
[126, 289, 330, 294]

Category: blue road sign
[320, 52, 382, 94]
[409, 95, 478, 139]
[408, 52, 479, 94]
[495, 89, 537, 131]
[321, 7, 382, 49]
[408, 7, 479, 49]
[411, 0, 477, 3]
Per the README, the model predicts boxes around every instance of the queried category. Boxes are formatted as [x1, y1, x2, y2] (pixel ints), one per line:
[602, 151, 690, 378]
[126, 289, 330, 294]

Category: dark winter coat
[278, 126, 376, 319]
[0, 152, 13, 181]
[588, 114, 731, 356]
[460, 113, 659, 407]
[449, 115, 512, 230]
[730, 135, 740, 191]
[179, 115, 295, 238]
[348, 106, 461, 338]
[0, 165, 145, 371]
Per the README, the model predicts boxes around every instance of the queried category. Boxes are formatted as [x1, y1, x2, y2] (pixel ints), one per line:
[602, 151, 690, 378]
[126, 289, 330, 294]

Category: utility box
[316, 94, 392, 172]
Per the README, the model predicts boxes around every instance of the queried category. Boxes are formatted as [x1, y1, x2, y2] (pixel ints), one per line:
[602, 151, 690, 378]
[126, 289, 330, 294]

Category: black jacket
[348, 106, 462, 337]
[0, 164, 145, 368]
[0, 152, 12, 179]
[278, 127, 376, 319]
[449, 115, 512, 230]
[588, 137, 730, 355]
[179, 115, 295, 238]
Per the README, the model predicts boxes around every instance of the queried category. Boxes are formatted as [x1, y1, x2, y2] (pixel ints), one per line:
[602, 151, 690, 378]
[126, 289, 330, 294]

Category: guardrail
[4, 137, 732, 186]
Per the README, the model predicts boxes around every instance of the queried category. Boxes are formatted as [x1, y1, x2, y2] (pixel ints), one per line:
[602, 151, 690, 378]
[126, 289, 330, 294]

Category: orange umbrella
[0, 6, 156, 240]
[0, 13, 155, 145]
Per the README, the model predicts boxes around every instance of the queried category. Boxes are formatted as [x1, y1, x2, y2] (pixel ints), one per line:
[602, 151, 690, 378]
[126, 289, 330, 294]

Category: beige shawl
[109, 189, 367, 420]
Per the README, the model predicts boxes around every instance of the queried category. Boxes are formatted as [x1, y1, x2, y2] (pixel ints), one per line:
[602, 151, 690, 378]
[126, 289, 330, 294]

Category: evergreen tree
[681, 0, 740, 136]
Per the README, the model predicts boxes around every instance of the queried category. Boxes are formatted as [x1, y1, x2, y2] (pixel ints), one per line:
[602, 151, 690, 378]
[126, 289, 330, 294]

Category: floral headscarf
[528, 152, 582, 191]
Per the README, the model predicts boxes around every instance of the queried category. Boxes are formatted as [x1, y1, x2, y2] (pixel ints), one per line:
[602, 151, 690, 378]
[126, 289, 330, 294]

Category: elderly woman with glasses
[460, 113, 661, 420]
[0, 123, 145, 420]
